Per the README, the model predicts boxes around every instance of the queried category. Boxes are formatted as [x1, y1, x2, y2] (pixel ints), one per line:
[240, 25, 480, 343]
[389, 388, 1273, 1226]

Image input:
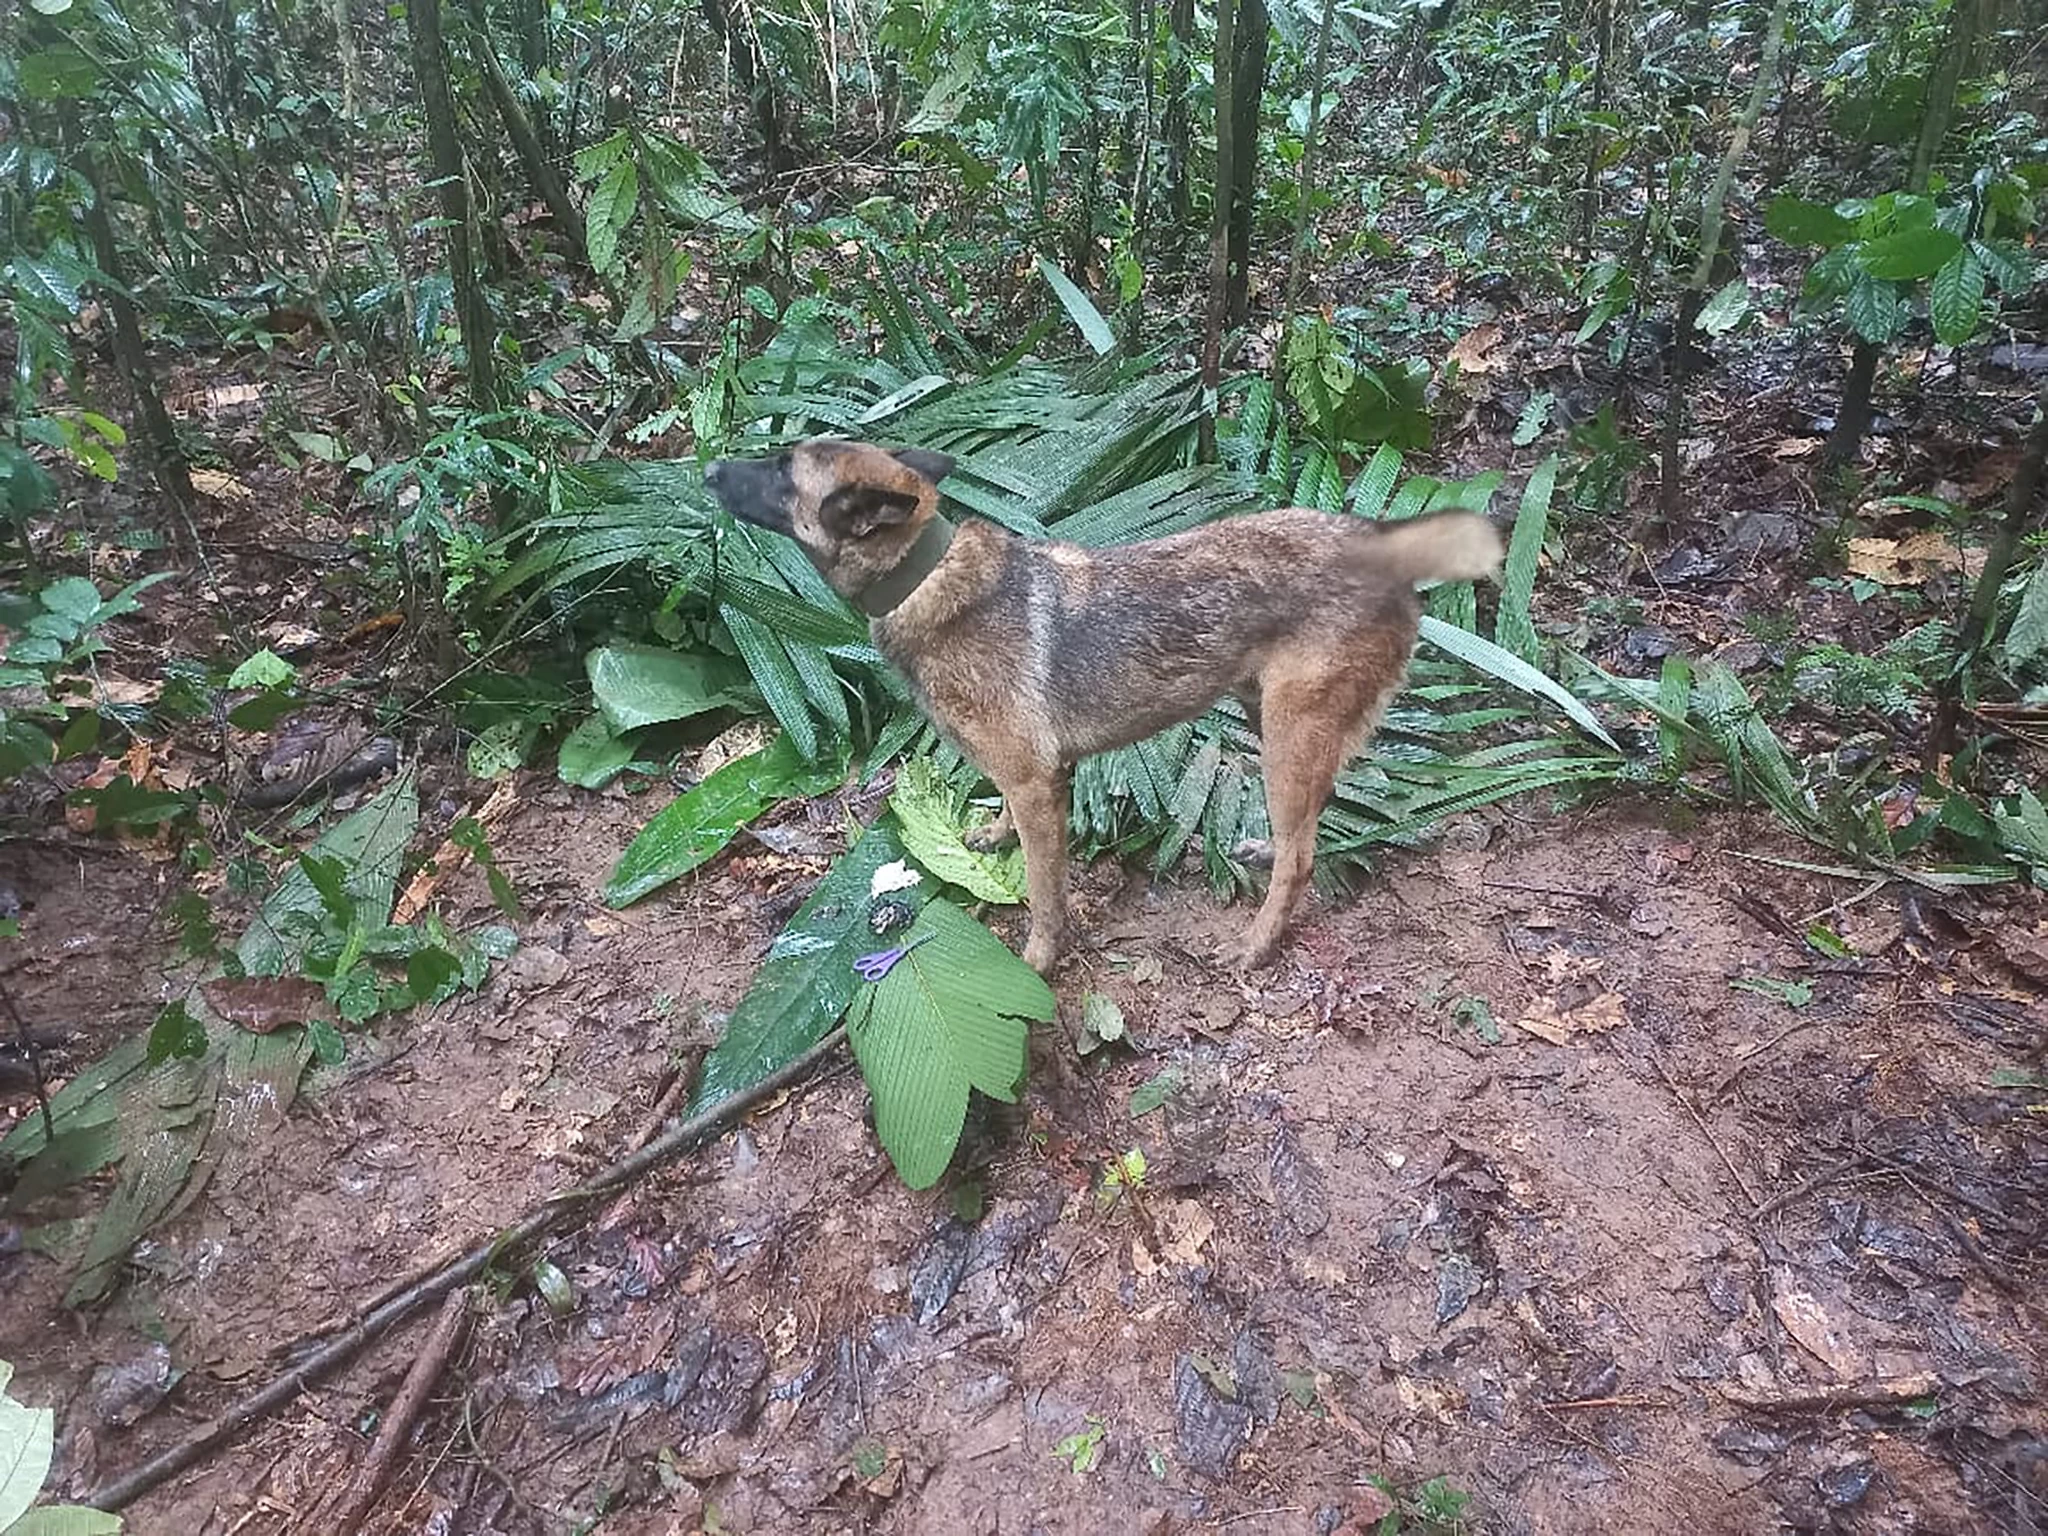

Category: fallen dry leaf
[1844, 532, 1987, 586]
[189, 467, 254, 501]
[393, 779, 520, 924]
[1770, 1272, 1868, 1380]
[1132, 1197, 1216, 1277]
[1446, 322, 1505, 375]
[201, 975, 338, 1034]
[1517, 990, 1628, 1045]
[1772, 437, 1823, 459]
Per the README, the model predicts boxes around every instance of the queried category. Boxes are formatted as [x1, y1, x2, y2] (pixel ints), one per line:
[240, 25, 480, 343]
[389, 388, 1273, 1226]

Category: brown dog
[704, 438, 1502, 976]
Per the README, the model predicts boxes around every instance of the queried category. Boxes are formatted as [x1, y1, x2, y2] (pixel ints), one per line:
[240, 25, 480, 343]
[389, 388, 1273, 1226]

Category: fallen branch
[320, 1287, 471, 1531]
[1716, 1374, 1938, 1414]
[82, 1025, 851, 1512]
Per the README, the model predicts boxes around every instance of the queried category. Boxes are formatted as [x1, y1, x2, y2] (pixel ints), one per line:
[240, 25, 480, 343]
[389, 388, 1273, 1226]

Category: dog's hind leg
[1224, 631, 1409, 969]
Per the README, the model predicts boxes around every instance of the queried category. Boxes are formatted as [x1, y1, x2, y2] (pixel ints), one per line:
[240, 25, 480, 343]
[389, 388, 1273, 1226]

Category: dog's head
[704, 439, 955, 600]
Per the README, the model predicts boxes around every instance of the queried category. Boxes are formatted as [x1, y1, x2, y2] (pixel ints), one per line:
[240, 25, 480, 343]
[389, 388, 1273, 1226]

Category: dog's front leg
[1001, 773, 1070, 976]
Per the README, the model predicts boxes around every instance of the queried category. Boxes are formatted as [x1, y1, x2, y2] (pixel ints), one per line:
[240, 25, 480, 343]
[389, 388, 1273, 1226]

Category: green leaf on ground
[604, 732, 846, 907]
[848, 898, 1051, 1188]
[889, 757, 1026, 904]
[691, 820, 924, 1113]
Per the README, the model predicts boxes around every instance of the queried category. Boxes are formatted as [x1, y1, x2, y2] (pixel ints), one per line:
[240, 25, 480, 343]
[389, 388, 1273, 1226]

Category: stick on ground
[320, 1286, 471, 1531]
[81, 1025, 850, 1512]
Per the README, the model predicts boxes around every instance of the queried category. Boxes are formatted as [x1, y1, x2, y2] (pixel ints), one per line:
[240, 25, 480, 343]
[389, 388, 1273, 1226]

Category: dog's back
[1035, 508, 1501, 758]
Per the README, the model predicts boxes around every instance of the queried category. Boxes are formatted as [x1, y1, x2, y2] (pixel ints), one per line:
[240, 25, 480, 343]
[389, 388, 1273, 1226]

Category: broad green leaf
[1129, 1067, 1182, 1117]
[10, 1506, 125, 1534]
[2003, 558, 2048, 671]
[1928, 251, 1986, 346]
[572, 129, 628, 183]
[585, 158, 639, 273]
[466, 718, 532, 780]
[227, 648, 296, 689]
[1764, 195, 1855, 248]
[889, 758, 1026, 904]
[237, 772, 418, 974]
[1844, 277, 1904, 344]
[848, 898, 1050, 1188]
[1857, 226, 1963, 281]
[691, 820, 923, 1113]
[0, 1361, 56, 1532]
[557, 714, 638, 788]
[586, 643, 751, 733]
[604, 733, 845, 907]
[19, 48, 97, 99]
[38, 577, 102, 626]
[1418, 617, 1617, 749]
[1494, 457, 1556, 665]
[1694, 278, 1751, 336]
[1034, 255, 1115, 356]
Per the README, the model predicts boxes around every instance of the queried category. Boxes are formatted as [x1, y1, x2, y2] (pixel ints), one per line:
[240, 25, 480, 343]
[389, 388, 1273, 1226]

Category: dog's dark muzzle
[703, 454, 794, 534]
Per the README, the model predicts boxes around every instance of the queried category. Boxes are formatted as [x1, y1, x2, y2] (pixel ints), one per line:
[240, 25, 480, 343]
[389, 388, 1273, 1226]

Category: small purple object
[854, 932, 934, 982]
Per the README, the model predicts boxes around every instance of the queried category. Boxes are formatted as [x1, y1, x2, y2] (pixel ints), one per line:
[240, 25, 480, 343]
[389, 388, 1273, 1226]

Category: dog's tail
[1367, 511, 1504, 586]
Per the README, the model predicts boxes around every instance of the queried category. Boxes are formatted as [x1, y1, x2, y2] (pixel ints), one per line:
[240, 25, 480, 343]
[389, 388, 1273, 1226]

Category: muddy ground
[5, 775, 2044, 1535]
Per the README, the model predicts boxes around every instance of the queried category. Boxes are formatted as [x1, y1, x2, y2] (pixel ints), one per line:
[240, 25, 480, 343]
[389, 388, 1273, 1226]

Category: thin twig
[1538, 1394, 1673, 1411]
[1710, 1014, 1834, 1099]
[81, 1025, 851, 1512]
[0, 977, 54, 1144]
[1648, 1053, 1761, 1209]
[1750, 1152, 1870, 1222]
[1797, 875, 1892, 930]
[321, 1287, 471, 1531]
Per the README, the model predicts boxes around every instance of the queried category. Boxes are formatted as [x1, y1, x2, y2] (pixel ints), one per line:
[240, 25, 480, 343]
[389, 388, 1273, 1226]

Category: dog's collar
[852, 515, 955, 618]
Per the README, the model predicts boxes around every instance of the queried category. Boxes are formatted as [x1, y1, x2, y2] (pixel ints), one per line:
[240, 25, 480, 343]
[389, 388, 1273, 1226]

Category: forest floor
[4, 246, 2047, 1534]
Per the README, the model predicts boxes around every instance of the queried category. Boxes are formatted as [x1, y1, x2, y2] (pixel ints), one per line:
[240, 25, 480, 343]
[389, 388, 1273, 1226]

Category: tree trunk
[1225, 0, 1267, 329]
[701, 0, 794, 177]
[1656, 0, 1786, 528]
[1824, 339, 1880, 467]
[1909, 0, 1981, 193]
[1120, 0, 1156, 351]
[1073, 42, 1102, 281]
[1163, 0, 1194, 241]
[468, 20, 587, 265]
[1198, 0, 1237, 464]
[1830, 0, 1980, 468]
[1927, 376, 2048, 765]
[406, 0, 498, 409]
[1277, 0, 1335, 334]
[1576, 0, 1610, 256]
[77, 150, 196, 525]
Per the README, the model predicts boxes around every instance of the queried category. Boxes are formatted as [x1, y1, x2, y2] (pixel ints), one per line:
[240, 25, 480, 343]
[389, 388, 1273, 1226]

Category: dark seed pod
[868, 896, 916, 936]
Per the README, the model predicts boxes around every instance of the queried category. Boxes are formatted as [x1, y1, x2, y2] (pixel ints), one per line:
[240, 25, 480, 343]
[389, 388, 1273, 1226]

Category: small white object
[870, 860, 923, 897]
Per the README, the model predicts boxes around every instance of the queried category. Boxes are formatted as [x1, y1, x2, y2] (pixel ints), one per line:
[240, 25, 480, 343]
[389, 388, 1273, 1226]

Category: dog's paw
[1230, 837, 1274, 869]
[1023, 931, 1063, 977]
[964, 820, 1016, 853]
[1217, 933, 1278, 973]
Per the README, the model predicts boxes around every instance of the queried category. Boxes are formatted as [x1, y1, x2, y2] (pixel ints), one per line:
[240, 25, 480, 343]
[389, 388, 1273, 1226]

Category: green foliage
[691, 821, 925, 1113]
[0, 1361, 123, 1533]
[847, 898, 1050, 1188]
[1768, 189, 2039, 347]
[0, 573, 172, 781]
[888, 757, 1027, 904]
[605, 733, 848, 908]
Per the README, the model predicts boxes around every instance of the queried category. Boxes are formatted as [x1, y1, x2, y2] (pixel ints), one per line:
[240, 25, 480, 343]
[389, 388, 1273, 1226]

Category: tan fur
[704, 439, 1505, 977]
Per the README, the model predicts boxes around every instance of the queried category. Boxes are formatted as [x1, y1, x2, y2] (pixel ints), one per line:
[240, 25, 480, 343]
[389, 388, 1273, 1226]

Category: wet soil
[6, 782, 2043, 1535]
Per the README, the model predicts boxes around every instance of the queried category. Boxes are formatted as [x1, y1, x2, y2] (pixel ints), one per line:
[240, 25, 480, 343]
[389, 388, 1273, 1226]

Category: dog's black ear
[890, 448, 955, 486]
[820, 483, 920, 539]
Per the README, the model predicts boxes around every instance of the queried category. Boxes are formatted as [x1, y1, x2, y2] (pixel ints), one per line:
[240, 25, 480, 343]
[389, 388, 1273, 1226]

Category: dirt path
[5, 785, 2044, 1534]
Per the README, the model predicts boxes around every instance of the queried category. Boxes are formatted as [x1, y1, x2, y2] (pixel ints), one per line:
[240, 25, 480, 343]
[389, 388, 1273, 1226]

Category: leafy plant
[1766, 186, 2038, 350]
[0, 1360, 121, 1534]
